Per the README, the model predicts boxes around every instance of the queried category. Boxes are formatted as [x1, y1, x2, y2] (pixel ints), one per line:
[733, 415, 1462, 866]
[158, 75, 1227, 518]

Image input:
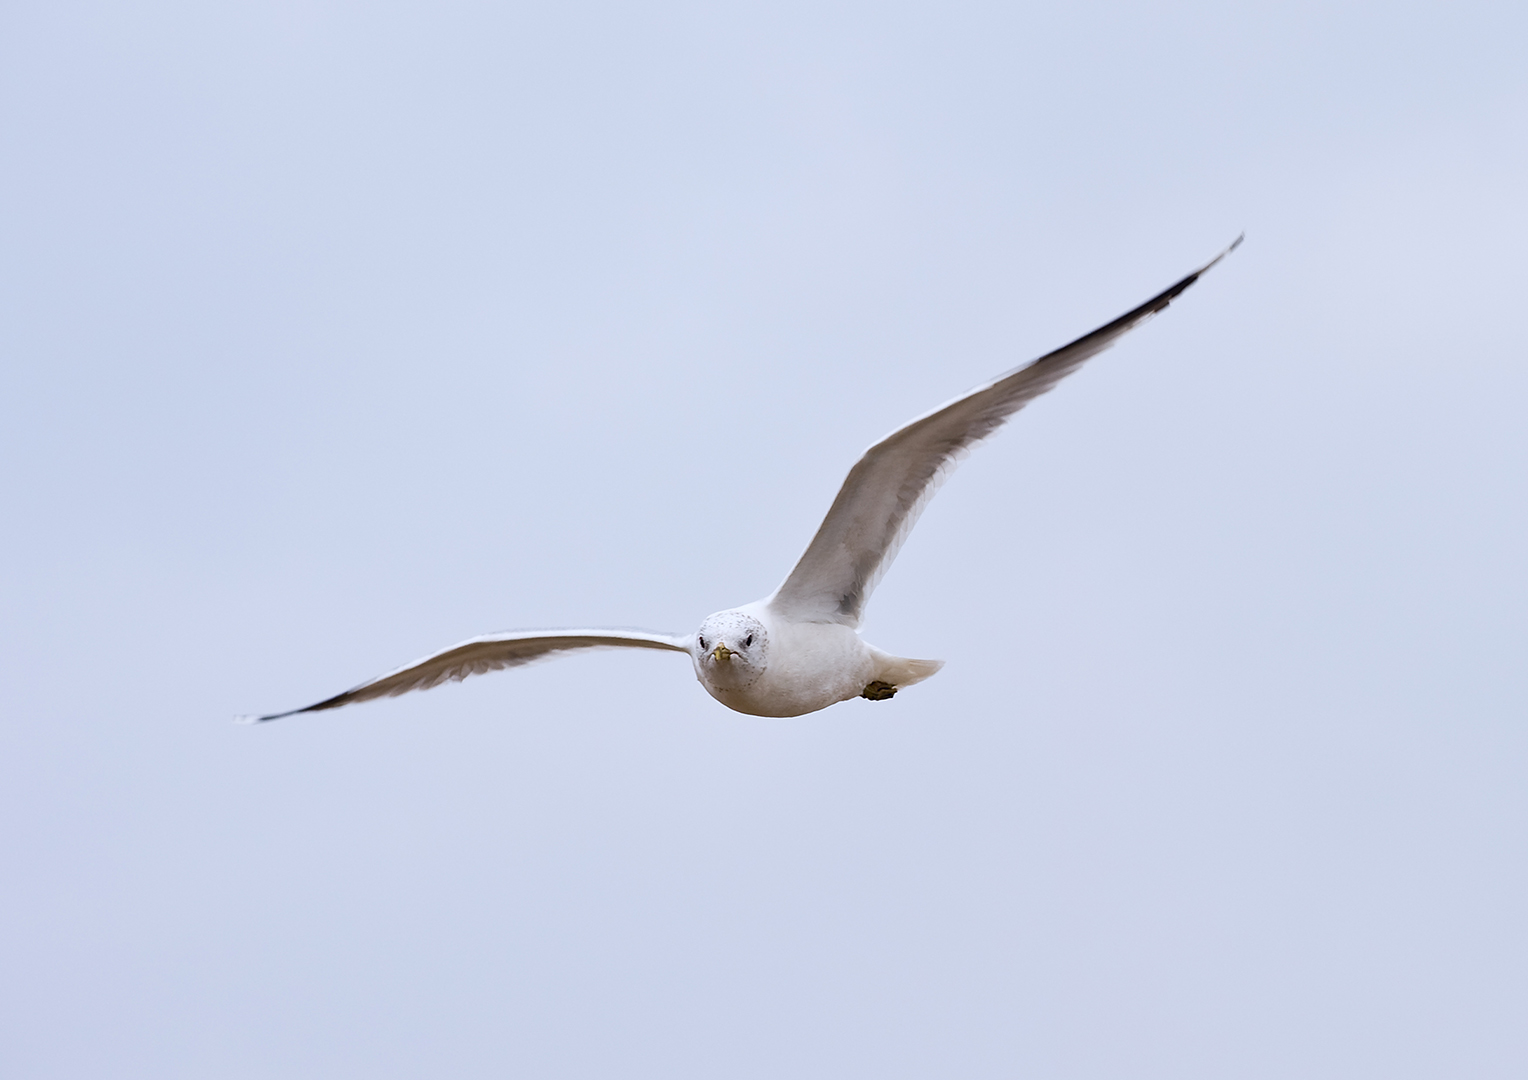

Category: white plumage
[239, 239, 1240, 723]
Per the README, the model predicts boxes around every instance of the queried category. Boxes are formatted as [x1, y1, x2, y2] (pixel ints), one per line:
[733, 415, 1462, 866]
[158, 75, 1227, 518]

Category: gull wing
[237, 628, 692, 723]
[769, 238, 1241, 627]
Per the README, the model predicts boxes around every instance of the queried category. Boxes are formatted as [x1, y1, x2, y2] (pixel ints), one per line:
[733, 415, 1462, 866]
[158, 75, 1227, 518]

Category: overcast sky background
[2, 1, 1525, 1076]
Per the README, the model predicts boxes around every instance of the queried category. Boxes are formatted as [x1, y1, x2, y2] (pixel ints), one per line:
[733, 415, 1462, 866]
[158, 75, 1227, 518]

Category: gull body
[690, 603, 942, 718]
[239, 239, 1240, 725]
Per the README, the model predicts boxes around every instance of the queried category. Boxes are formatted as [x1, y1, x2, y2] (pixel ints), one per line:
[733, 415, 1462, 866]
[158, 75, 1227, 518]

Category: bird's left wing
[769, 238, 1241, 627]
[236, 628, 692, 723]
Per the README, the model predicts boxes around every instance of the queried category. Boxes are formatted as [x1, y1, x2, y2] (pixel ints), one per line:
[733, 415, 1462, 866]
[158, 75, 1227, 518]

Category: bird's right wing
[237, 628, 692, 723]
[769, 238, 1241, 627]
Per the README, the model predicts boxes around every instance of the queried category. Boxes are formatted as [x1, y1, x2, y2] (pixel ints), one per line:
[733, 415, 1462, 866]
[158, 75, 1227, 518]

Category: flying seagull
[239, 238, 1240, 723]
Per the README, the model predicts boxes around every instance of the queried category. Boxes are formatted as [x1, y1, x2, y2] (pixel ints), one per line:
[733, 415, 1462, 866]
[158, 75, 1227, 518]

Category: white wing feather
[769, 238, 1241, 627]
[237, 628, 692, 723]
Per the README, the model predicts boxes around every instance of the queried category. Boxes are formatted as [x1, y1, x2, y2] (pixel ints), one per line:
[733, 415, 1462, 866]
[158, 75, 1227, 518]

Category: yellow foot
[861, 681, 898, 701]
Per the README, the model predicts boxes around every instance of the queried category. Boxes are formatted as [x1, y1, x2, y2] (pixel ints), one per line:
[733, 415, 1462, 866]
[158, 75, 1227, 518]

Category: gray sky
[1, 1, 1524, 1076]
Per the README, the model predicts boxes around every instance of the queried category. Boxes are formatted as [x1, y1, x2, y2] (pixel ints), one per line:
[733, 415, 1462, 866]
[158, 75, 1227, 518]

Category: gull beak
[711, 643, 734, 663]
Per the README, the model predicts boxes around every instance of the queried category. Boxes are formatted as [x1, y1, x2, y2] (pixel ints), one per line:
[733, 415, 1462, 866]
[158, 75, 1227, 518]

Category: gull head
[693, 609, 769, 692]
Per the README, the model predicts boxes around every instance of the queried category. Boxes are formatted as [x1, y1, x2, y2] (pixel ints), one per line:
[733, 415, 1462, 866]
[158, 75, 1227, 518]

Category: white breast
[696, 608, 874, 718]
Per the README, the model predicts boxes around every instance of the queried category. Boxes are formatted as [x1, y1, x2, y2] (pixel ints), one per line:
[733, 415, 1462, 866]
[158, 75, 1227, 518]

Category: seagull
[239, 238, 1240, 724]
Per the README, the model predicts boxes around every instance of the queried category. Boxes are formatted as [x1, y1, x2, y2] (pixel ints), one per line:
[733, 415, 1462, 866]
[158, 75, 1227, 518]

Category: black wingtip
[1197, 233, 1245, 276]
[234, 686, 361, 725]
[1161, 235, 1242, 301]
[1030, 236, 1245, 363]
[234, 704, 318, 725]
[234, 710, 299, 725]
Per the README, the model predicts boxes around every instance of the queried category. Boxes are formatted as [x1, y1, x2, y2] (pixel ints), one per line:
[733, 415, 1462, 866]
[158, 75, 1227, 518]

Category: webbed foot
[861, 681, 897, 701]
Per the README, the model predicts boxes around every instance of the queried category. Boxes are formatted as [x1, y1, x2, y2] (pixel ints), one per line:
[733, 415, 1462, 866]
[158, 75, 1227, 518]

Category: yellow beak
[711, 643, 733, 662]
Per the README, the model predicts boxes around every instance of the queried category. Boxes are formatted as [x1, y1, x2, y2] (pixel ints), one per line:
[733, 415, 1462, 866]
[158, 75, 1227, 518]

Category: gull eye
[743, 634, 754, 648]
[697, 636, 706, 650]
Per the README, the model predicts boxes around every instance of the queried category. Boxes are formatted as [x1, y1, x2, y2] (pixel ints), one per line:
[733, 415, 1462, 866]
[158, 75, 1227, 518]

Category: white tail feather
[871, 652, 945, 689]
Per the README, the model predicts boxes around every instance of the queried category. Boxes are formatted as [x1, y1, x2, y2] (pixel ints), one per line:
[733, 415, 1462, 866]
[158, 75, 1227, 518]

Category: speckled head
[693, 609, 769, 692]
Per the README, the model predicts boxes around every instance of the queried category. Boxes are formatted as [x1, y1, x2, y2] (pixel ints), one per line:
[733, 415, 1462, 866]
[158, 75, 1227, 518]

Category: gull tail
[868, 648, 945, 690]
